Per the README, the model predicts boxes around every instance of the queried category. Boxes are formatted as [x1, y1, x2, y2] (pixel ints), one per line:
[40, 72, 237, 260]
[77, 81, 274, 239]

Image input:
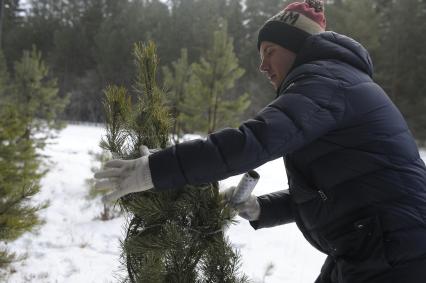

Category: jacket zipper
[318, 190, 328, 201]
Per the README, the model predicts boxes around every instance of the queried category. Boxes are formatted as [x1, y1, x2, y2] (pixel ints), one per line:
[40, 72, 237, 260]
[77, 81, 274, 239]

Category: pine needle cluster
[101, 41, 248, 283]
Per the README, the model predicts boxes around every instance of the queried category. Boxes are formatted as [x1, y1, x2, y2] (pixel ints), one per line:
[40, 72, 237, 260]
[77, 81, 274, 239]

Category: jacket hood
[278, 32, 374, 94]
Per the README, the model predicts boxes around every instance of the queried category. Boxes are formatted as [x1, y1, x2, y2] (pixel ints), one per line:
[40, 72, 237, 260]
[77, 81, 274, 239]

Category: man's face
[259, 41, 296, 90]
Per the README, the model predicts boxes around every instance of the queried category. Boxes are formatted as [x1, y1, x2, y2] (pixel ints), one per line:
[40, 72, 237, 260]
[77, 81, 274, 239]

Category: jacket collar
[276, 66, 308, 97]
[275, 31, 374, 97]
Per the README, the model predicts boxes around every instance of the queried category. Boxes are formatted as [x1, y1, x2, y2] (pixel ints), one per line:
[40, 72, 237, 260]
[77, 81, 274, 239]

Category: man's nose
[259, 57, 268, 73]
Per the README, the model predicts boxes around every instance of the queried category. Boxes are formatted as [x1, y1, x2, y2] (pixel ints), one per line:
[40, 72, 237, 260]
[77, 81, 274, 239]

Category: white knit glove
[222, 186, 261, 221]
[94, 146, 154, 203]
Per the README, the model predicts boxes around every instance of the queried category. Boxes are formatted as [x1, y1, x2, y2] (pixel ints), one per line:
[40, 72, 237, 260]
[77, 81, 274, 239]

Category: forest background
[2, 0, 426, 142]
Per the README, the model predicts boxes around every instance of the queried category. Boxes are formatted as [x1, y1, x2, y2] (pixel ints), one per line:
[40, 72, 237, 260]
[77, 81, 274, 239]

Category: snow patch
[11, 125, 423, 282]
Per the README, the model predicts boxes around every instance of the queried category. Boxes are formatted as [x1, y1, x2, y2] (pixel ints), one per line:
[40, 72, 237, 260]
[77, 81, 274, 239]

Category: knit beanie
[257, 0, 326, 52]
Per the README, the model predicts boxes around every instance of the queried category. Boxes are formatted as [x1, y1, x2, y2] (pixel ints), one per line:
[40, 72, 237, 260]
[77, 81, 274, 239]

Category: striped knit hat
[257, 0, 326, 52]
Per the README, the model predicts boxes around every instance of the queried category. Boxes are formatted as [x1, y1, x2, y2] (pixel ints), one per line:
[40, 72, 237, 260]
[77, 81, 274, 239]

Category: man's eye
[260, 47, 273, 61]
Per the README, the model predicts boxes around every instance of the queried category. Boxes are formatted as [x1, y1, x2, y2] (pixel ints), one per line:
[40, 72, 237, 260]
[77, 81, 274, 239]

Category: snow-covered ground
[5, 124, 425, 283]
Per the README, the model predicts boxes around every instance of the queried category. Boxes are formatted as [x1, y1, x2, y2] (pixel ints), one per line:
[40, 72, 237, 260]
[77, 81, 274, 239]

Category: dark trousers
[315, 256, 426, 283]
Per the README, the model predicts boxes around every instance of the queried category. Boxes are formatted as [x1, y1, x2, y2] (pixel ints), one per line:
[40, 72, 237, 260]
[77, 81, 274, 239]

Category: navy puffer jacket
[149, 32, 426, 282]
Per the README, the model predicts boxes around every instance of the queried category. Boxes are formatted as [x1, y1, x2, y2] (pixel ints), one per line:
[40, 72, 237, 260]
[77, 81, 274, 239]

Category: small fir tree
[12, 46, 68, 148]
[101, 41, 248, 283]
[0, 104, 44, 272]
[182, 21, 250, 134]
[0, 49, 55, 278]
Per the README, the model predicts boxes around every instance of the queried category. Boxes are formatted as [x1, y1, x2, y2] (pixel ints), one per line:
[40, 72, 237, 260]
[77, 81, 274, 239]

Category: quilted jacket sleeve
[250, 189, 294, 229]
[149, 76, 345, 191]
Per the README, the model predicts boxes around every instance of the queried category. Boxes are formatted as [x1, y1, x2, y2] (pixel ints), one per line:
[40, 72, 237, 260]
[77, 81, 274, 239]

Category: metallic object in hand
[231, 170, 260, 204]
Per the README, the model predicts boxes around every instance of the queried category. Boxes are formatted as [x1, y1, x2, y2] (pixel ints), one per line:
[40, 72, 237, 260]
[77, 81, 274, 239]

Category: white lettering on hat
[267, 10, 324, 35]
[269, 11, 300, 26]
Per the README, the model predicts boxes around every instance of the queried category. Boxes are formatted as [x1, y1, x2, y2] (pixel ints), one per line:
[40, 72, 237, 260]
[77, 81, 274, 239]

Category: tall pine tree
[0, 48, 53, 278]
[184, 22, 250, 134]
[12, 46, 68, 147]
[101, 41, 247, 283]
[0, 103, 44, 277]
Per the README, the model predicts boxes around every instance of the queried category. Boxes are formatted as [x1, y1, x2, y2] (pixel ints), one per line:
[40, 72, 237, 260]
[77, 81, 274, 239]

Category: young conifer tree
[0, 104, 43, 274]
[182, 21, 250, 134]
[12, 46, 68, 147]
[0, 49, 52, 277]
[101, 41, 248, 283]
